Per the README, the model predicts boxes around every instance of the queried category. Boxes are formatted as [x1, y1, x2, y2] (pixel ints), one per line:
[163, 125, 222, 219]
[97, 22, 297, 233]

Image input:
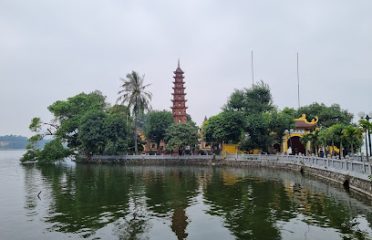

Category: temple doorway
[287, 136, 305, 155]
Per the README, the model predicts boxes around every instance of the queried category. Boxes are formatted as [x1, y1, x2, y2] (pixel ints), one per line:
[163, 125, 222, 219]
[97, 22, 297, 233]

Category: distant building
[171, 60, 188, 124]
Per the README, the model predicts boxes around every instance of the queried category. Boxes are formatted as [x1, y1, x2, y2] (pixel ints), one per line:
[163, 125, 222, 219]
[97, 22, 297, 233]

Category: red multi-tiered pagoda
[171, 60, 188, 124]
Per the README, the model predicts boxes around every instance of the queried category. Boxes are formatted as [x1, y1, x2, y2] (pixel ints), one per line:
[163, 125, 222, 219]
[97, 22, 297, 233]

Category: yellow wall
[222, 144, 238, 154]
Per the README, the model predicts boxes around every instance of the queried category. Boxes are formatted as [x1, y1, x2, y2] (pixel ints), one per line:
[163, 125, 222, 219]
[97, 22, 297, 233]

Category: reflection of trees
[115, 187, 150, 240]
[203, 168, 372, 240]
[39, 165, 133, 237]
[284, 185, 371, 239]
[29, 164, 372, 240]
[144, 168, 199, 240]
[23, 165, 42, 218]
[204, 169, 292, 240]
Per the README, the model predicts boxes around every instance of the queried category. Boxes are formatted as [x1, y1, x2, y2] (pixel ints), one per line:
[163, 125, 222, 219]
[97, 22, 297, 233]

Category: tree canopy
[165, 123, 198, 154]
[144, 110, 174, 147]
[207, 81, 286, 152]
[204, 111, 245, 145]
[224, 81, 273, 113]
[297, 103, 353, 127]
[21, 91, 132, 163]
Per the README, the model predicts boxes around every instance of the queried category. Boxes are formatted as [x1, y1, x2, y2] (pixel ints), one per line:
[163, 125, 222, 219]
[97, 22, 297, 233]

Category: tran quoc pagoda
[171, 60, 188, 124]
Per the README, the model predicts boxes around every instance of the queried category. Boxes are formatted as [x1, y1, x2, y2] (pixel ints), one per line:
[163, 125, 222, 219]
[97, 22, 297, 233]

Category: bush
[38, 139, 70, 164]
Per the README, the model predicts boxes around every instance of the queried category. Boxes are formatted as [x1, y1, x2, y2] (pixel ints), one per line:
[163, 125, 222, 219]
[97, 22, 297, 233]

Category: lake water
[1, 150, 372, 240]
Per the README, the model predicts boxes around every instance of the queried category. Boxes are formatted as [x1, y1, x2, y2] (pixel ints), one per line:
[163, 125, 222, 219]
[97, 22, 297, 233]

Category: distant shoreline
[0, 148, 26, 151]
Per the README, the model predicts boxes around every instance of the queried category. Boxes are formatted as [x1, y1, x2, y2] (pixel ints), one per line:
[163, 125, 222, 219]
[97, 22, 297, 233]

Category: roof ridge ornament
[295, 114, 318, 129]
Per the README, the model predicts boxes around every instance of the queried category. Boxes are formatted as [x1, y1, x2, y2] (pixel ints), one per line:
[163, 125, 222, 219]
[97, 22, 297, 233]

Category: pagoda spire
[171, 60, 187, 124]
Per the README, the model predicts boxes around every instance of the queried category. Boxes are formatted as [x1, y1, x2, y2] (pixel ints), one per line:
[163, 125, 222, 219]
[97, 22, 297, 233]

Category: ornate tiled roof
[294, 114, 318, 129]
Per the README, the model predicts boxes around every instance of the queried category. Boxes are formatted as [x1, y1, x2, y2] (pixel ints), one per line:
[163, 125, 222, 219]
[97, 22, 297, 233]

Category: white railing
[225, 154, 372, 180]
[91, 154, 214, 161]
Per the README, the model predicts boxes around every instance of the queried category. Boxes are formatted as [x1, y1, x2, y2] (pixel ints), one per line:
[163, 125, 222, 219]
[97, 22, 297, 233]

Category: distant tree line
[0, 135, 48, 150]
[0, 135, 28, 149]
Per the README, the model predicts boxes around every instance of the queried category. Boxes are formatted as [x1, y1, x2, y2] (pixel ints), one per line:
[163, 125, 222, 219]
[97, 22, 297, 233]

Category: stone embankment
[84, 154, 372, 197]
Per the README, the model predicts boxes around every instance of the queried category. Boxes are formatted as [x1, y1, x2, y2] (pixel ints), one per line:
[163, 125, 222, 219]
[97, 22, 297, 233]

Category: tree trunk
[134, 115, 138, 155]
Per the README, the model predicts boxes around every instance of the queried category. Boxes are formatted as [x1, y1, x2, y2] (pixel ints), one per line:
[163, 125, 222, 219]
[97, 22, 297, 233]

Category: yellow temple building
[282, 114, 318, 155]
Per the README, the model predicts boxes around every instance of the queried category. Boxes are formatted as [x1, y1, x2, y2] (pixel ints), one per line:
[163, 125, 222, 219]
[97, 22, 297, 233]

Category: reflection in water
[115, 189, 150, 240]
[144, 168, 198, 239]
[23, 165, 42, 220]
[21, 165, 372, 240]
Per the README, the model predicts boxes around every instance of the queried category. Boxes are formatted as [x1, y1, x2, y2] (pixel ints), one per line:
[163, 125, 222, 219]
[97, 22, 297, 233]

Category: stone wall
[84, 155, 372, 197]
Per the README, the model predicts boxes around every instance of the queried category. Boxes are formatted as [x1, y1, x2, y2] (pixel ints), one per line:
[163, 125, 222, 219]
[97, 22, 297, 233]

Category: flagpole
[251, 50, 255, 86]
[297, 52, 300, 109]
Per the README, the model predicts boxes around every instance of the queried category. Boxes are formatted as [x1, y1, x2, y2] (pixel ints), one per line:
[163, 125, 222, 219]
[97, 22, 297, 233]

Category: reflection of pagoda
[171, 208, 188, 240]
[171, 60, 188, 124]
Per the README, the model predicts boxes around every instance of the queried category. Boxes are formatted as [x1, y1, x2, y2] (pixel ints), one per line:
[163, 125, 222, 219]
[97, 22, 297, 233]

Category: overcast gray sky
[1, 0, 372, 136]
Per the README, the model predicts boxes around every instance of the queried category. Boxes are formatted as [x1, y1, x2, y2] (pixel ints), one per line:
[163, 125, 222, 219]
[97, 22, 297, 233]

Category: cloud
[1, 0, 372, 135]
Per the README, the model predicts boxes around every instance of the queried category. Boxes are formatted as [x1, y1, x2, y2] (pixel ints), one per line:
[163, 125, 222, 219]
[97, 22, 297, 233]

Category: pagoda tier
[171, 60, 188, 124]
[171, 106, 188, 109]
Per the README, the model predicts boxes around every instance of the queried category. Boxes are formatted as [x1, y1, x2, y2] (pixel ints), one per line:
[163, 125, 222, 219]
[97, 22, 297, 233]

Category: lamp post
[359, 112, 372, 161]
[364, 129, 369, 162]
[366, 114, 372, 157]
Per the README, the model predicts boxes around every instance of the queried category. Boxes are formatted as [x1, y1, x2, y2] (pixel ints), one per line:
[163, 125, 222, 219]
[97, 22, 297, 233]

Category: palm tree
[300, 133, 313, 155]
[328, 124, 345, 159]
[117, 71, 152, 154]
[318, 127, 330, 157]
[342, 125, 363, 155]
[359, 119, 371, 157]
[301, 129, 321, 156]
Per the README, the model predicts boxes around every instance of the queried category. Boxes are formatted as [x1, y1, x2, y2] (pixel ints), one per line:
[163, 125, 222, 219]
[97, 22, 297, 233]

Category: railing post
[344, 159, 347, 171]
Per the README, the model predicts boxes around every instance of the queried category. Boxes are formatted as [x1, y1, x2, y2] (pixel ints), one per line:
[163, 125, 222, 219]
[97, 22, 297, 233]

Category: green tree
[225, 81, 273, 114]
[224, 90, 245, 111]
[48, 91, 107, 149]
[342, 125, 363, 154]
[103, 110, 130, 155]
[204, 111, 245, 146]
[165, 123, 198, 154]
[297, 103, 353, 127]
[301, 129, 321, 155]
[241, 113, 272, 152]
[78, 108, 131, 158]
[144, 110, 173, 149]
[22, 91, 133, 163]
[117, 71, 152, 154]
[38, 139, 70, 163]
[203, 82, 295, 153]
[78, 110, 108, 157]
[327, 124, 346, 159]
[267, 108, 297, 145]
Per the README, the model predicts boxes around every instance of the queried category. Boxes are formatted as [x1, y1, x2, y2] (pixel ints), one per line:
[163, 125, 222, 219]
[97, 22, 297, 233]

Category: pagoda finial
[174, 58, 184, 74]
